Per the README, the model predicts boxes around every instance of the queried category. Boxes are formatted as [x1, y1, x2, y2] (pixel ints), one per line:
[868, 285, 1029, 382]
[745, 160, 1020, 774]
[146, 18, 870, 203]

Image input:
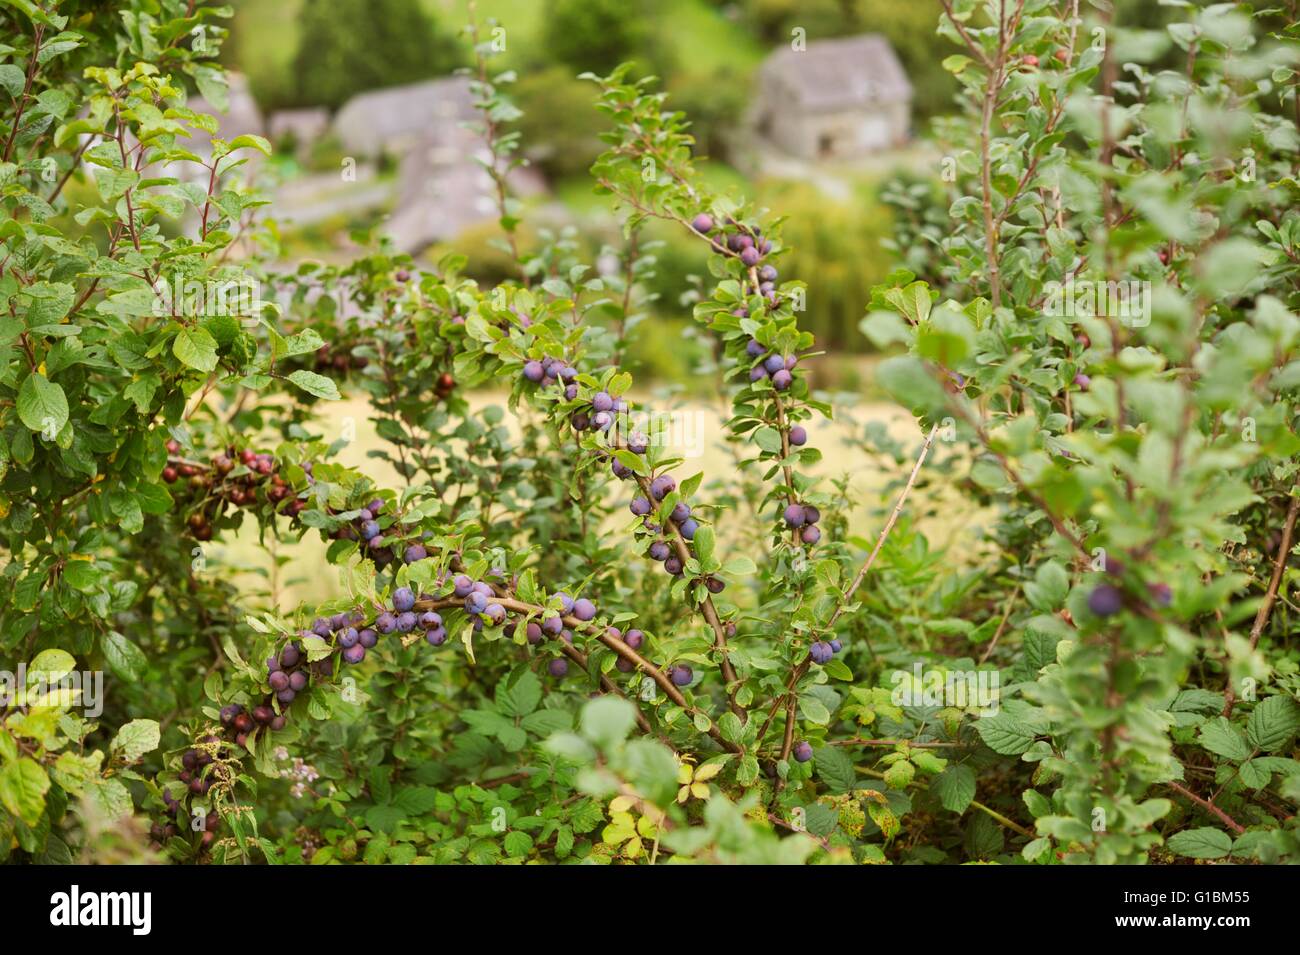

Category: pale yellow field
[209, 389, 979, 613]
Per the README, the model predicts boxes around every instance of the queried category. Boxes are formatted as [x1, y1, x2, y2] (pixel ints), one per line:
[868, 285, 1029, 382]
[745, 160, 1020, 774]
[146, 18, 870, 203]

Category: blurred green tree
[542, 0, 671, 78]
[290, 0, 462, 109]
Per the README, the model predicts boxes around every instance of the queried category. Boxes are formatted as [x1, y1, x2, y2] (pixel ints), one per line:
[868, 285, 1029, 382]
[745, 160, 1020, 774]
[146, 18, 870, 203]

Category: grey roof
[760, 34, 912, 111]
[332, 77, 476, 155]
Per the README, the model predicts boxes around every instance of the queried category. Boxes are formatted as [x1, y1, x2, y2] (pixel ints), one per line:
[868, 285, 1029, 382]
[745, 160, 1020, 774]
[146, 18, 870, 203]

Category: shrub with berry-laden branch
[6, 0, 1300, 866]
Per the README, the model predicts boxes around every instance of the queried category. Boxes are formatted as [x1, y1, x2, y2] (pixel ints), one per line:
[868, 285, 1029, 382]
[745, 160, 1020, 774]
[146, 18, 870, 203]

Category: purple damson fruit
[465, 591, 488, 615]
[269, 671, 289, 692]
[418, 611, 442, 629]
[1088, 584, 1124, 617]
[649, 475, 677, 500]
[311, 618, 331, 638]
[750, 366, 768, 382]
[548, 658, 569, 678]
[829, 639, 843, 654]
[279, 643, 302, 668]
[542, 615, 564, 635]
[648, 540, 671, 561]
[758, 265, 778, 283]
[789, 425, 808, 446]
[624, 629, 645, 650]
[801, 525, 821, 545]
[396, 611, 417, 632]
[772, 369, 793, 391]
[784, 503, 806, 527]
[763, 354, 785, 375]
[1149, 582, 1172, 606]
[404, 543, 428, 564]
[740, 246, 761, 267]
[426, 628, 447, 646]
[573, 598, 596, 621]
[706, 577, 725, 594]
[803, 505, 821, 525]
[337, 627, 359, 649]
[630, 497, 652, 516]
[555, 592, 575, 614]
[392, 587, 416, 612]
[691, 213, 714, 233]
[343, 644, 366, 665]
[525, 622, 544, 644]
[375, 612, 397, 634]
[361, 520, 381, 541]
[453, 574, 474, 597]
[289, 671, 308, 691]
[627, 432, 649, 455]
[793, 741, 814, 763]
[809, 641, 834, 664]
[612, 459, 632, 480]
[359, 628, 378, 648]
[485, 604, 507, 626]
[670, 502, 691, 524]
[678, 518, 699, 540]
[664, 556, 684, 575]
[747, 339, 767, 358]
[669, 665, 693, 686]
[523, 361, 545, 383]
[592, 391, 613, 413]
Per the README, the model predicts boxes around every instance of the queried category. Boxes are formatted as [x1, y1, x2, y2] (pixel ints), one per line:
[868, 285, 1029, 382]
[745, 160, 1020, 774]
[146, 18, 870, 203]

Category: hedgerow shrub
[2, 0, 1300, 866]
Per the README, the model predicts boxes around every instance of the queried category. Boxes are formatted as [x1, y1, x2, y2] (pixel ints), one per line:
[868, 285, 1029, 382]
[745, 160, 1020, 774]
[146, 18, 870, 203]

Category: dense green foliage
[2, 0, 1300, 867]
[288, 0, 462, 110]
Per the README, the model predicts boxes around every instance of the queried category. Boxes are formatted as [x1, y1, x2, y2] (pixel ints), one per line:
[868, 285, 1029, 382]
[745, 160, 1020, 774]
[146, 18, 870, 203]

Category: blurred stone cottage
[754, 34, 912, 160]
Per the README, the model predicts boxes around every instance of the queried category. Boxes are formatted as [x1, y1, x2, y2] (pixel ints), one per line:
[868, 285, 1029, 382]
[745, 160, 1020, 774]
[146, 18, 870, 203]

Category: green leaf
[798, 694, 831, 726]
[287, 369, 340, 400]
[497, 671, 541, 718]
[0, 758, 50, 826]
[579, 697, 636, 749]
[172, 326, 219, 372]
[17, 372, 68, 435]
[931, 764, 976, 814]
[1246, 696, 1300, 753]
[975, 713, 1038, 755]
[28, 649, 75, 683]
[503, 830, 534, 858]
[1198, 717, 1252, 762]
[111, 719, 160, 761]
[814, 746, 856, 794]
[101, 630, 146, 681]
[1166, 827, 1232, 860]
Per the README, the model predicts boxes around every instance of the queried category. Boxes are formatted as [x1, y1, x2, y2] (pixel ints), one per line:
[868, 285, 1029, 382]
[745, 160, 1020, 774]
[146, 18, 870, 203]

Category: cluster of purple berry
[621, 469, 725, 592]
[744, 338, 801, 392]
[152, 784, 221, 848]
[807, 637, 844, 665]
[309, 606, 381, 666]
[606, 625, 647, 673]
[783, 501, 823, 546]
[691, 214, 777, 292]
[521, 356, 577, 390]
[329, 497, 432, 570]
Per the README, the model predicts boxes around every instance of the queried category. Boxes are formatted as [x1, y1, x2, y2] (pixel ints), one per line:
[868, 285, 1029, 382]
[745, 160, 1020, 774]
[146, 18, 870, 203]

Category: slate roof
[760, 34, 912, 111]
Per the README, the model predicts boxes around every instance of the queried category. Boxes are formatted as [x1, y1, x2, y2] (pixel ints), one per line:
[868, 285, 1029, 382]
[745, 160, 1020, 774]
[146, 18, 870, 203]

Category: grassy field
[212, 387, 972, 613]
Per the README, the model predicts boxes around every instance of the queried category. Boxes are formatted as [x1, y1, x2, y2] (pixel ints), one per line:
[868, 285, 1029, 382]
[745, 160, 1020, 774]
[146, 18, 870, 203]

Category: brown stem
[1167, 781, 1245, 835]
[1224, 491, 1299, 716]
